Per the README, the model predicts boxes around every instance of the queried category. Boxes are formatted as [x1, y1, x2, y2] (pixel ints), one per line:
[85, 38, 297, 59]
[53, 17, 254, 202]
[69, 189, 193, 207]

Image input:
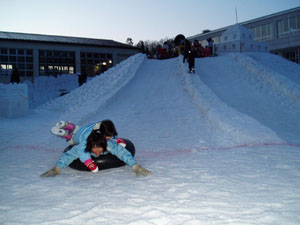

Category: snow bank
[40, 53, 146, 124]
[0, 83, 28, 118]
[231, 53, 300, 109]
[179, 56, 281, 144]
[245, 52, 300, 86]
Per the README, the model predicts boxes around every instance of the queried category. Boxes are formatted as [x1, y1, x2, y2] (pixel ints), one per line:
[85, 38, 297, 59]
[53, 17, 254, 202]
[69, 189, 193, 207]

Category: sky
[0, 0, 299, 44]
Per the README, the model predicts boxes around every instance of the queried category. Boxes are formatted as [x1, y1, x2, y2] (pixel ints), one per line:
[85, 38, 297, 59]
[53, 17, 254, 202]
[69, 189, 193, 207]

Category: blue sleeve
[55, 146, 79, 169]
[55, 141, 92, 169]
[107, 139, 137, 167]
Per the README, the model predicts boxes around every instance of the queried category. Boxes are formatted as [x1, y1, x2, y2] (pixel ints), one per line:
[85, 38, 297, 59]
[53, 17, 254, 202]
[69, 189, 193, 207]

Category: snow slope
[0, 53, 300, 225]
[197, 53, 300, 144]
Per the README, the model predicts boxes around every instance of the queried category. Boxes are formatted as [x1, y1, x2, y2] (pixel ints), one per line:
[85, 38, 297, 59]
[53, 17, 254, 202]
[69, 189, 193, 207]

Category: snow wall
[0, 83, 28, 118]
[24, 74, 79, 108]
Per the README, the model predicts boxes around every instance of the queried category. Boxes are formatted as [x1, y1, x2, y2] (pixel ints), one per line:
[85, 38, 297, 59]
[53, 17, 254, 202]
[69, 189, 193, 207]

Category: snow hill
[0, 53, 300, 225]
[39, 52, 300, 148]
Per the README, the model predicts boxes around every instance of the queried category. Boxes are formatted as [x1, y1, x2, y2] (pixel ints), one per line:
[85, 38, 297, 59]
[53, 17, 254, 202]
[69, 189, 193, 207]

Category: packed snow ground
[0, 53, 300, 225]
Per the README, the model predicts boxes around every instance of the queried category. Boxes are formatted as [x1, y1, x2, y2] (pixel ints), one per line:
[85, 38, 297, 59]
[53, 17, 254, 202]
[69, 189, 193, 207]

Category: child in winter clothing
[187, 45, 196, 73]
[40, 120, 151, 177]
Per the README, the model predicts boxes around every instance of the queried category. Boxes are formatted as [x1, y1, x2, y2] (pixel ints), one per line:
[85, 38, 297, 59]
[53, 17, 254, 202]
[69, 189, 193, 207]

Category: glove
[132, 164, 151, 177]
[84, 159, 99, 173]
[40, 166, 61, 178]
[116, 138, 126, 147]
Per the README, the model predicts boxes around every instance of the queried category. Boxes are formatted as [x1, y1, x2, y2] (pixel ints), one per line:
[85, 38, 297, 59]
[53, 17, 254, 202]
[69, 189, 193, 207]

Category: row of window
[0, 48, 33, 55]
[249, 15, 300, 41]
[250, 23, 273, 41]
[39, 65, 75, 76]
[39, 50, 76, 76]
[80, 51, 113, 76]
[0, 48, 114, 77]
[0, 48, 34, 77]
[277, 15, 300, 38]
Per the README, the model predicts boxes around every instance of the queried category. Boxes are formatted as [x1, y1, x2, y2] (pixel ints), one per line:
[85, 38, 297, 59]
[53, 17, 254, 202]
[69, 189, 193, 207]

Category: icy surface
[0, 53, 300, 225]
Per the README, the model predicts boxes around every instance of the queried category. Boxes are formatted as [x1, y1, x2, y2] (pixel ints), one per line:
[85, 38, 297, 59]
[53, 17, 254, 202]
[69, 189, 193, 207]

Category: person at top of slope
[40, 120, 151, 178]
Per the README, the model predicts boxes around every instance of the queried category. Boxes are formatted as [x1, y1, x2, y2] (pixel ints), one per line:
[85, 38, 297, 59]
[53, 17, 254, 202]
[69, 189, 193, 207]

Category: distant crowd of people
[138, 37, 215, 74]
[139, 38, 214, 61]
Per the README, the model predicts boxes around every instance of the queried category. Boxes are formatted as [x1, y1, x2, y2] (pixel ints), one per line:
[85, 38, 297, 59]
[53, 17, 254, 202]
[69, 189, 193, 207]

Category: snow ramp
[196, 53, 300, 144]
[40, 53, 146, 123]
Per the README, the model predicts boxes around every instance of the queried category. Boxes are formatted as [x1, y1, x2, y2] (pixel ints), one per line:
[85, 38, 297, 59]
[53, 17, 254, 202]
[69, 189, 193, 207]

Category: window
[39, 50, 76, 76]
[0, 47, 33, 77]
[278, 19, 289, 38]
[277, 16, 300, 38]
[251, 23, 273, 41]
[18, 49, 24, 55]
[261, 24, 273, 41]
[290, 16, 300, 34]
[80, 51, 113, 76]
[9, 49, 16, 55]
[0, 48, 8, 54]
[0, 56, 8, 61]
[18, 56, 25, 62]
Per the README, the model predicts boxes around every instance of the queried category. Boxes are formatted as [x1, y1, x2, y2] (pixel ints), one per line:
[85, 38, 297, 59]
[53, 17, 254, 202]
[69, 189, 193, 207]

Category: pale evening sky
[0, 0, 299, 44]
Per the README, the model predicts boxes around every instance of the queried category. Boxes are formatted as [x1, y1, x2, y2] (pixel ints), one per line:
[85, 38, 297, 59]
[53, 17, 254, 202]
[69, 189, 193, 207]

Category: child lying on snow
[40, 119, 151, 178]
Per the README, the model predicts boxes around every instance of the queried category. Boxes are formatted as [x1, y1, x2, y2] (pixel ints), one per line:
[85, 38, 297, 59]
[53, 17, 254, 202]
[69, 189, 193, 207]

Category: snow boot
[51, 126, 72, 141]
[55, 121, 78, 134]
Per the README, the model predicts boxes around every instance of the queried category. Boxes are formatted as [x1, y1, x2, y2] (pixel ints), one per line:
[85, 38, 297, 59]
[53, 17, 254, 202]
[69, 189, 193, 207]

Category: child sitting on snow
[40, 120, 151, 177]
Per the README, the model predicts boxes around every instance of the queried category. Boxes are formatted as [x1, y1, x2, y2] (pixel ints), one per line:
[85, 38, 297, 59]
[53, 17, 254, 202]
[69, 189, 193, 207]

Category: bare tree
[126, 38, 134, 46]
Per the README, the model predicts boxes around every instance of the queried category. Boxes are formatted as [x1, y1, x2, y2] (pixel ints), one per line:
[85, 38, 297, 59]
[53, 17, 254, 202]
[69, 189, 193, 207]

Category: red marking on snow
[1, 142, 300, 158]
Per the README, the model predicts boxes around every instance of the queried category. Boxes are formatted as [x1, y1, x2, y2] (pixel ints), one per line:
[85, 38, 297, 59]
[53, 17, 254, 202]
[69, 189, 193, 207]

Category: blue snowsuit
[55, 122, 137, 169]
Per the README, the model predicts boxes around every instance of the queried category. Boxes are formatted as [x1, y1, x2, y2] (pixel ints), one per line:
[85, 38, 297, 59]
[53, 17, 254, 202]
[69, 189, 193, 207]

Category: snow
[217, 24, 268, 54]
[1, 53, 300, 225]
[0, 83, 28, 118]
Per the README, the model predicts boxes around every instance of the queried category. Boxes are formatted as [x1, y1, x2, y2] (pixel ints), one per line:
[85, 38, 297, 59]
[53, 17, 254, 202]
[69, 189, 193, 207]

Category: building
[0, 31, 139, 83]
[188, 6, 300, 64]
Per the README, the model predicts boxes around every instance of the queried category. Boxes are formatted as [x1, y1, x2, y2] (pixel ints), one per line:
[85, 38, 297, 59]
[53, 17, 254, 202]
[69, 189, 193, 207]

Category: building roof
[0, 31, 137, 49]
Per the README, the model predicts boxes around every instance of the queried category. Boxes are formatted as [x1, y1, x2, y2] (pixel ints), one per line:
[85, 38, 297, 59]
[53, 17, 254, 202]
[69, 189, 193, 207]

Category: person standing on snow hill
[187, 44, 196, 73]
[40, 120, 151, 178]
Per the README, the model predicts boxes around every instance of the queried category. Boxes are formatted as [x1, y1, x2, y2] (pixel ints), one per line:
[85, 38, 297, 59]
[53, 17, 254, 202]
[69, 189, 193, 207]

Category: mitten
[84, 159, 99, 173]
[132, 164, 151, 177]
[40, 166, 61, 178]
[116, 138, 126, 147]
